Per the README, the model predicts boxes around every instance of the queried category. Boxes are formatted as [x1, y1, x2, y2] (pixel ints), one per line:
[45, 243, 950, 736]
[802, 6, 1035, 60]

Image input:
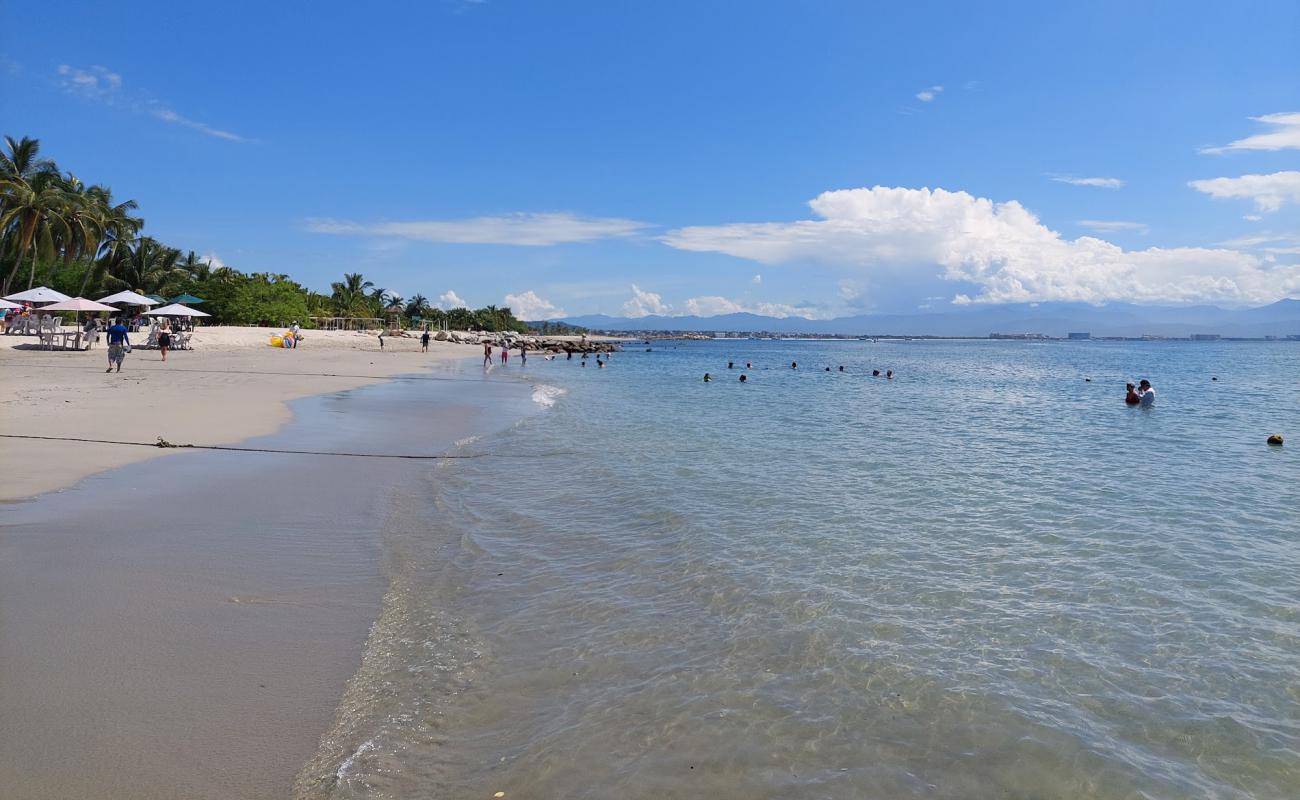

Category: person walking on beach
[519, 342, 527, 365]
[483, 341, 494, 366]
[421, 330, 430, 352]
[1138, 379, 1155, 407]
[290, 321, 301, 348]
[105, 320, 130, 373]
[158, 321, 172, 362]
[378, 331, 385, 350]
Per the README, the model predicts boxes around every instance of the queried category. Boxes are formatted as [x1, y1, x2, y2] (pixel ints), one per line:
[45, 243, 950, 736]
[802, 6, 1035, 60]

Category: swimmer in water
[886, 370, 894, 379]
[1125, 383, 1141, 405]
[703, 372, 712, 382]
[739, 374, 747, 382]
[1138, 379, 1155, 407]
[872, 369, 880, 377]
[745, 361, 752, 369]
[825, 367, 831, 372]
[597, 359, 604, 368]
[728, 361, 734, 369]
[791, 361, 797, 369]
[838, 366, 844, 372]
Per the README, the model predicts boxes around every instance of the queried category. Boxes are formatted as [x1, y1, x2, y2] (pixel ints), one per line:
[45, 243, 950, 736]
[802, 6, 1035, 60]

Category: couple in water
[1125, 379, 1155, 407]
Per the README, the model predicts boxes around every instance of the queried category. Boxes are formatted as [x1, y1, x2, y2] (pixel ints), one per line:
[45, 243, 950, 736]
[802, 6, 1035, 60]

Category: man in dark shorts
[105, 320, 130, 372]
[421, 330, 430, 352]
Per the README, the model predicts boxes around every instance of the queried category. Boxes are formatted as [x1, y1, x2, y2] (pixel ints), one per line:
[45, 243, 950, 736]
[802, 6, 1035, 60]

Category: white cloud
[56, 64, 246, 142]
[150, 108, 245, 142]
[915, 85, 944, 102]
[1052, 175, 1124, 189]
[1188, 171, 1300, 212]
[622, 284, 671, 317]
[683, 296, 828, 319]
[505, 290, 568, 320]
[57, 64, 121, 99]
[438, 290, 467, 309]
[1201, 112, 1300, 154]
[661, 186, 1300, 306]
[1244, 215, 1262, 221]
[751, 274, 762, 284]
[1076, 219, 1148, 234]
[200, 252, 228, 269]
[305, 212, 649, 246]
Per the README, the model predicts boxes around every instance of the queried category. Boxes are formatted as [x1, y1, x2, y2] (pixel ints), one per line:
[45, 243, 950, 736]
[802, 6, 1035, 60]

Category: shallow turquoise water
[313, 340, 1300, 799]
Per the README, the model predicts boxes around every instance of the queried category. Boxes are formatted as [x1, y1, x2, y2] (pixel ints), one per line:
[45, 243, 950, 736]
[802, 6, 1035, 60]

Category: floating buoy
[1266, 434, 1284, 446]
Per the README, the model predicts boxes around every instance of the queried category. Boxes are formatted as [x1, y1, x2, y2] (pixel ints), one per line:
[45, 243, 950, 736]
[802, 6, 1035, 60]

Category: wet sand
[0, 363, 538, 799]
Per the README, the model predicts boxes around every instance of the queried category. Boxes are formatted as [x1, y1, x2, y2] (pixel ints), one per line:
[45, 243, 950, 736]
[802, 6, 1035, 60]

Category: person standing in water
[1138, 379, 1155, 407]
[519, 342, 527, 365]
[483, 341, 494, 366]
[501, 345, 509, 364]
[1125, 383, 1141, 405]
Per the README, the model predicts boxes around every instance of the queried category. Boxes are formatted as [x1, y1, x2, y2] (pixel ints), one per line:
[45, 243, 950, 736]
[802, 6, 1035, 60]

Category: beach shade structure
[145, 294, 167, 303]
[168, 293, 205, 305]
[145, 303, 211, 318]
[4, 286, 71, 305]
[42, 297, 118, 313]
[0, 299, 21, 309]
[98, 290, 161, 306]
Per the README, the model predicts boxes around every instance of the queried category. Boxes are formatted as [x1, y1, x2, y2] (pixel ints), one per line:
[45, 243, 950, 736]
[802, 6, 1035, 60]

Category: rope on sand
[0, 433, 573, 461]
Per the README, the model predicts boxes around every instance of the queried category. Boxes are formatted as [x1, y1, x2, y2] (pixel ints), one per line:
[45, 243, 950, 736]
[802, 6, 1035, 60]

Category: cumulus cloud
[1052, 175, 1124, 189]
[438, 290, 466, 309]
[305, 212, 649, 246]
[684, 296, 828, 319]
[915, 85, 944, 102]
[661, 186, 1300, 306]
[505, 290, 568, 320]
[1243, 215, 1262, 221]
[200, 252, 228, 269]
[1201, 112, 1300, 154]
[622, 284, 671, 317]
[56, 64, 246, 142]
[1076, 219, 1148, 234]
[751, 274, 762, 284]
[1188, 171, 1300, 212]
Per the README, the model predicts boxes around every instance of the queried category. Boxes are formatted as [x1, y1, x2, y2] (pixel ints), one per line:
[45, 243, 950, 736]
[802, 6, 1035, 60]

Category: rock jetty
[430, 330, 622, 354]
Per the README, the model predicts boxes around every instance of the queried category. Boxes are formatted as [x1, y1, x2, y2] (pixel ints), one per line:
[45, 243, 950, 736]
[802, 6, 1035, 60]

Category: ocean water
[300, 340, 1300, 800]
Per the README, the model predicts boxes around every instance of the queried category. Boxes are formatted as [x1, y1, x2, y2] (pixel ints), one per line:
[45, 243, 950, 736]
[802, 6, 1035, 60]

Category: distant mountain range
[558, 299, 1300, 338]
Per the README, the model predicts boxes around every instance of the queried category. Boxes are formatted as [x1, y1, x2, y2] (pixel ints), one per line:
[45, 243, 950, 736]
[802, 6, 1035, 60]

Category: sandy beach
[0, 327, 482, 502]
[0, 326, 541, 799]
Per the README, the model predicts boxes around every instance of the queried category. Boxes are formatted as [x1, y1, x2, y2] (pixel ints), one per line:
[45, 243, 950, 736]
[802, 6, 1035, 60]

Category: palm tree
[0, 173, 72, 292]
[104, 237, 184, 294]
[330, 272, 374, 316]
[405, 293, 431, 319]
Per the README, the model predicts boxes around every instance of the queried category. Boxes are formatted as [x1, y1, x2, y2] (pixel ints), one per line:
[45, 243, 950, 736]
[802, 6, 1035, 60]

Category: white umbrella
[97, 290, 161, 306]
[145, 303, 211, 317]
[0, 299, 21, 310]
[4, 286, 71, 304]
[41, 297, 119, 313]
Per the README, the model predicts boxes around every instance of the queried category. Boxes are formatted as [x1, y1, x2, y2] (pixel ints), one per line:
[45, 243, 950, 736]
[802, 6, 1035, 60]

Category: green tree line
[1, 135, 541, 331]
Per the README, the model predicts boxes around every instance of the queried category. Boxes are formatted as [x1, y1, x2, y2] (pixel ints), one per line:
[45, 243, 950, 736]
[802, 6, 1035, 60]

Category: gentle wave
[530, 383, 566, 407]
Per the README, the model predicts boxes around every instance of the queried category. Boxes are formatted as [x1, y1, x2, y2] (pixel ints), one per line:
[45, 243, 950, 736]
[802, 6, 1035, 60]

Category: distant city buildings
[990, 332, 1049, 340]
[1190, 334, 1222, 341]
[1067, 332, 1091, 340]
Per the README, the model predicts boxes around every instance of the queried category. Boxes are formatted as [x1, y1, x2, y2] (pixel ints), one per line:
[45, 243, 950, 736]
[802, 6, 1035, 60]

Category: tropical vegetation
[1, 135, 540, 331]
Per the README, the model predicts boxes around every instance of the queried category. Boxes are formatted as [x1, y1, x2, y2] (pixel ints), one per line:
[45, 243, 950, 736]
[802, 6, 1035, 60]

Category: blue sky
[3, 0, 1298, 318]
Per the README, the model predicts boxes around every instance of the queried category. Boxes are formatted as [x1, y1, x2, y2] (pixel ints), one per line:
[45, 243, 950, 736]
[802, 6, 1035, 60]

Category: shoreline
[0, 327, 484, 502]
[0, 342, 545, 799]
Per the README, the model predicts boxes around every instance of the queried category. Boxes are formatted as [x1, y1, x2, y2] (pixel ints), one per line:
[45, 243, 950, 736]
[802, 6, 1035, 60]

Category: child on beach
[501, 345, 508, 364]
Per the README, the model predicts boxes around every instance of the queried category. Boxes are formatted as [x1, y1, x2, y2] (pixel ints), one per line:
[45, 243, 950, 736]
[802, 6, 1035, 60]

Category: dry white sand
[0, 327, 480, 502]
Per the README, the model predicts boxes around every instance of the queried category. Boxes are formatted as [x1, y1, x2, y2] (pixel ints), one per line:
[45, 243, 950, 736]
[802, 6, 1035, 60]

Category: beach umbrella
[39, 297, 119, 335]
[98, 290, 161, 306]
[168, 293, 205, 305]
[145, 303, 211, 317]
[145, 294, 166, 303]
[4, 286, 71, 304]
[42, 297, 118, 313]
[0, 299, 21, 309]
